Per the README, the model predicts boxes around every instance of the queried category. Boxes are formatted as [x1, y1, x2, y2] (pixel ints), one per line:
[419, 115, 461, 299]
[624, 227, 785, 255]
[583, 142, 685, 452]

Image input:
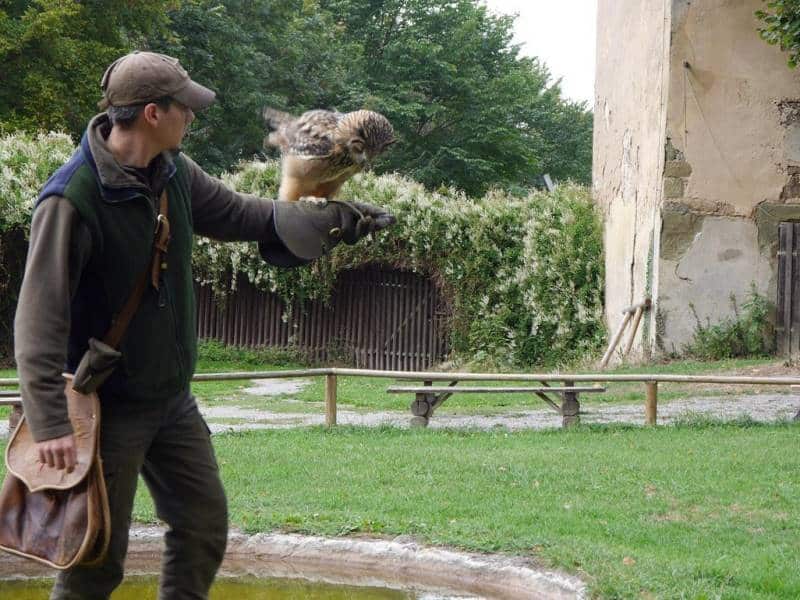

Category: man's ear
[142, 103, 161, 126]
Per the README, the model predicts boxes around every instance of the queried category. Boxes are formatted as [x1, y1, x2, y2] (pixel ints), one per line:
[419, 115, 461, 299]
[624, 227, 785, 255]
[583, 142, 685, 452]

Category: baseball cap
[99, 51, 216, 111]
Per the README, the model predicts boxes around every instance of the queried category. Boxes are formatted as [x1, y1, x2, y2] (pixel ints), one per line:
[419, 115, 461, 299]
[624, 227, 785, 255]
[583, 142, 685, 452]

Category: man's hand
[36, 434, 77, 471]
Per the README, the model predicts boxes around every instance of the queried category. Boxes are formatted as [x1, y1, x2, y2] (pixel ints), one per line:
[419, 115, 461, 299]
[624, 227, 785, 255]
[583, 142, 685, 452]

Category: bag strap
[103, 190, 170, 349]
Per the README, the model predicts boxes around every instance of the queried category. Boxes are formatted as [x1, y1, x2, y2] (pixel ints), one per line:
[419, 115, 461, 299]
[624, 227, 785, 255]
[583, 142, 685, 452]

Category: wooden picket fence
[195, 266, 450, 370]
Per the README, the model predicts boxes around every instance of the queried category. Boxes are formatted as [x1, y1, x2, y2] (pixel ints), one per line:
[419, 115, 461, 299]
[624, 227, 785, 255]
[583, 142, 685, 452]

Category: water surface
[2, 576, 418, 599]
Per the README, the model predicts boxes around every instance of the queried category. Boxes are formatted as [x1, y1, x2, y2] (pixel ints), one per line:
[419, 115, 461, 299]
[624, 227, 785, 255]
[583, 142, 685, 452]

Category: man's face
[156, 100, 195, 151]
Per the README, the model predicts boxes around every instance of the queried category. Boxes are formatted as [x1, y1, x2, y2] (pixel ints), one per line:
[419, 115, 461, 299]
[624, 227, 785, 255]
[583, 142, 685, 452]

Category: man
[12, 51, 394, 599]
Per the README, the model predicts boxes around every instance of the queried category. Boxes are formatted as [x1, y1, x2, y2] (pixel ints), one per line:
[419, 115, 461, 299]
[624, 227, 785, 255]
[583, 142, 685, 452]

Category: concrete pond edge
[0, 526, 588, 599]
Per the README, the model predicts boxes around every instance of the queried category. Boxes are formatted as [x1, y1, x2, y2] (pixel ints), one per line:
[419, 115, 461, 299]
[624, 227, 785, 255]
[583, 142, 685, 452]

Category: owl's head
[337, 110, 396, 166]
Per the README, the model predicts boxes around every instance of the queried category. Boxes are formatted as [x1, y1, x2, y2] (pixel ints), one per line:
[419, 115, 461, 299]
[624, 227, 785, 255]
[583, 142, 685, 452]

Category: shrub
[195, 161, 606, 367]
[0, 131, 75, 360]
[684, 286, 774, 359]
[0, 131, 75, 231]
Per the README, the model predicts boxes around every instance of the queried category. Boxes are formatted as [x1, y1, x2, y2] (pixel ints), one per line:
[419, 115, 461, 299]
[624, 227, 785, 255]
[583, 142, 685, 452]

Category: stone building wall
[594, 0, 671, 358]
[595, 0, 800, 359]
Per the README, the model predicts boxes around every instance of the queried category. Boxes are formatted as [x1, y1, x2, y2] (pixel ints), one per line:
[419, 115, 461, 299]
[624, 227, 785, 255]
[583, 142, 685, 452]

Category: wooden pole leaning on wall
[623, 306, 646, 356]
[599, 311, 632, 369]
[645, 381, 658, 425]
[325, 374, 337, 426]
[600, 298, 652, 369]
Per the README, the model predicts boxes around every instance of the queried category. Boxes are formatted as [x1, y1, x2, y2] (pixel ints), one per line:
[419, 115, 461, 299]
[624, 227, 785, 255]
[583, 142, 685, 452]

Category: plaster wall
[658, 0, 800, 352]
[593, 0, 671, 359]
[658, 209, 772, 354]
[666, 0, 800, 215]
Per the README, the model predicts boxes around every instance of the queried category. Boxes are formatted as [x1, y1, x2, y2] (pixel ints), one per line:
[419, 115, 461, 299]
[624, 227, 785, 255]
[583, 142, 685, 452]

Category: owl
[263, 107, 396, 201]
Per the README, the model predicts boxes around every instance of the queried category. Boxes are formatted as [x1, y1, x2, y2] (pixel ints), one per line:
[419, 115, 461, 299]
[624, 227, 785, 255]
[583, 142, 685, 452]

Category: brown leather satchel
[0, 375, 110, 569]
[0, 190, 171, 569]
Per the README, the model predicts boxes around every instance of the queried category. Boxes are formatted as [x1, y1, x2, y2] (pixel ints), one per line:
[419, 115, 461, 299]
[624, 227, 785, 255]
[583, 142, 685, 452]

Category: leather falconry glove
[262, 198, 396, 265]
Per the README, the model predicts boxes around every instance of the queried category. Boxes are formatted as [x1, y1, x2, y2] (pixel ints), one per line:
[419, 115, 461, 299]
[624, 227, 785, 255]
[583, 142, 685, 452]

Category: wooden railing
[3, 370, 800, 429]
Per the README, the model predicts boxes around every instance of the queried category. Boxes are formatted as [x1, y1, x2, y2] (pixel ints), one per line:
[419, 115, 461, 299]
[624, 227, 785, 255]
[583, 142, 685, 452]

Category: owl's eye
[350, 139, 364, 153]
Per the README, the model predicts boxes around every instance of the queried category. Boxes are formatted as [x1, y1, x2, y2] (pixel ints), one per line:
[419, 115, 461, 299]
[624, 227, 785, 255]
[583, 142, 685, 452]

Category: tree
[756, 0, 800, 68]
[319, 0, 592, 195]
[0, 0, 593, 194]
[0, 0, 174, 138]
[147, 0, 363, 173]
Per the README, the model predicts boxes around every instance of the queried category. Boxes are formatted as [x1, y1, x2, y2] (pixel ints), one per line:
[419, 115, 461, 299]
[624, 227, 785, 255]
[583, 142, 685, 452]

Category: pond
[0, 575, 445, 599]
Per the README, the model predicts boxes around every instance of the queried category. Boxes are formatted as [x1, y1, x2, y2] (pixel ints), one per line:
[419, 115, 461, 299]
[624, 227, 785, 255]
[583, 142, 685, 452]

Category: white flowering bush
[1, 132, 605, 367]
[194, 161, 606, 367]
[1, 131, 76, 358]
[0, 131, 75, 231]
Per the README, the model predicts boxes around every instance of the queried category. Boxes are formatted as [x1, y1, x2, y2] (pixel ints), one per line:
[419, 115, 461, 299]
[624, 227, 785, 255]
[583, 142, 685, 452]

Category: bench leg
[561, 391, 580, 427]
[410, 393, 433, 427]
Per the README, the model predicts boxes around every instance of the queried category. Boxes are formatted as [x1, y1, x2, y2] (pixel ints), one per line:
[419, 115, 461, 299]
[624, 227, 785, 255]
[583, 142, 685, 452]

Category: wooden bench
[386, 382, 606, 427]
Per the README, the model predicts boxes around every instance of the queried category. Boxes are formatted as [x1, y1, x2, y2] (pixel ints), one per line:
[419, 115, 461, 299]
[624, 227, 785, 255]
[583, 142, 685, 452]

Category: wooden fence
[777, 222, 800, 357]
[196, 267, 450, 370]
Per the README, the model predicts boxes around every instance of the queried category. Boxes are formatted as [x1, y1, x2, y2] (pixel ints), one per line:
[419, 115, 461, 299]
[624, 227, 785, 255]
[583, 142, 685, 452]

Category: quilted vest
[37, 133, 196, 401]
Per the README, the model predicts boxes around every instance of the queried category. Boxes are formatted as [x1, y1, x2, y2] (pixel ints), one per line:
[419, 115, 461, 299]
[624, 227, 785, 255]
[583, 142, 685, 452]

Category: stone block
[755, 202, 800, 256]
[664, 138, 684, 161]
[664, 160, 692, 178]
[663, 177, 685, 198]
[661, 205, 703, 261]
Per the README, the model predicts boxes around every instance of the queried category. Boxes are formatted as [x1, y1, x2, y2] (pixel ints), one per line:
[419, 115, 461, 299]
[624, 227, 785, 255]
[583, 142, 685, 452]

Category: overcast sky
[481, 0, 597, 106]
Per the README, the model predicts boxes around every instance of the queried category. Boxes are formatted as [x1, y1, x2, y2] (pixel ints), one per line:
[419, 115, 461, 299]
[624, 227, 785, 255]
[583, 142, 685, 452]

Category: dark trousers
[51, 389, 228, 600]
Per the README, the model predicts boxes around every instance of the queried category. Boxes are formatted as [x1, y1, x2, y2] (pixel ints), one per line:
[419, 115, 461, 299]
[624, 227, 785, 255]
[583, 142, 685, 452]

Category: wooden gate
[195, 267, 450, 370]
[777, 222, 800, 357]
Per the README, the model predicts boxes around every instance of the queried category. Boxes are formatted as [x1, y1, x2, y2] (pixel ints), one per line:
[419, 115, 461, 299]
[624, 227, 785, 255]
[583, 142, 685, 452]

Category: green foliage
[0, 0, 175, 138]
[0, 130, 75, 360]
[0, 130, 74, 232]
[685, 286, 774, 360]
[197, 339, 302, 368]
[756, 0, 800, 68]
[319, 0, 592, 195]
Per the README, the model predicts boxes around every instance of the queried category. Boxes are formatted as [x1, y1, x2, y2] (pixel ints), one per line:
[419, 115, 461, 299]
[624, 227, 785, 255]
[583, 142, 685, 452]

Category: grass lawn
[1, 355, 799, 597]
[118, 421, 800, 598]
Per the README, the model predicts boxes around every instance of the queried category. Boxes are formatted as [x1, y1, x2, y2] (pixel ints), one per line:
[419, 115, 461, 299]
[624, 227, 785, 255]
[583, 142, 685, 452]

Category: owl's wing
[281, 110, 343, 158]
[263, 107, 294, 150]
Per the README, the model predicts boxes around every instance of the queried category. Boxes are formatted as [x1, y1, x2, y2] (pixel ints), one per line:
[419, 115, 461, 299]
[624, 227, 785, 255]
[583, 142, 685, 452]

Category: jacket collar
[81, 113, 177, 203]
